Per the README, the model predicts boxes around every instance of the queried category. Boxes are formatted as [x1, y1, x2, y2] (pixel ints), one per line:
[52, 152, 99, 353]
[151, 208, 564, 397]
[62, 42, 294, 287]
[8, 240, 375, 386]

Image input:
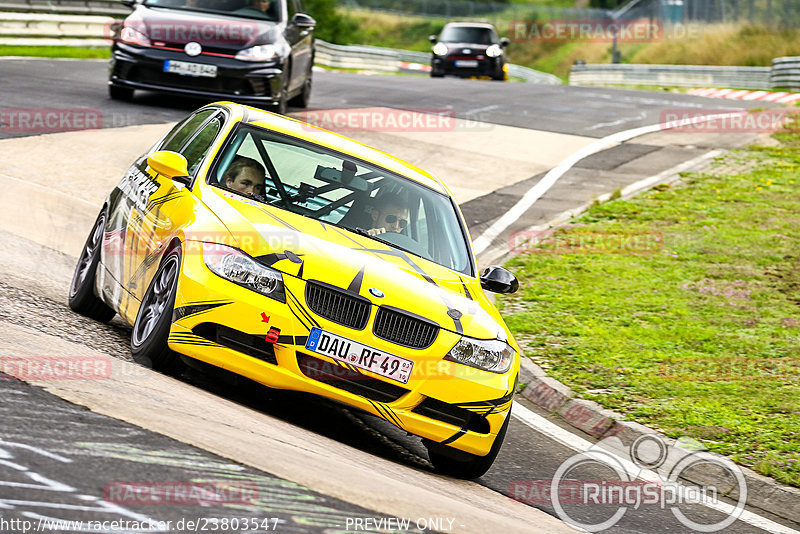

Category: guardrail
[569, 63, 773, 90]
[770, 56, 800, 91]
[0, 11, 114, 45]
[314, 40, 562, 84]
[0, 0, 130, 16]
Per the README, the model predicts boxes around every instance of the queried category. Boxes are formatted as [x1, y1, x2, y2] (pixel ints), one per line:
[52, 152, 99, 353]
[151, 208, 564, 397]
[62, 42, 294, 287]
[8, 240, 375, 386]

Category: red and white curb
[688, 88, 800, 104]
[398, 62, 431, 73]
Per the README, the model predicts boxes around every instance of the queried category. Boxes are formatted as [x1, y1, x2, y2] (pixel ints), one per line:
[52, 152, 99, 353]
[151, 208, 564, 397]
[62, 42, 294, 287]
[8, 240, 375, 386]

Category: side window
[161, 110, 215, 153]
[287, 0, 297, 19]
[181, 114, 223, 175]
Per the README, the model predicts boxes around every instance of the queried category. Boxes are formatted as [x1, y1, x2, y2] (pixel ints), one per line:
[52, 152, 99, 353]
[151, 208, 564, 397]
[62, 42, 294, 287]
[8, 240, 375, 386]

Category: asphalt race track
[1, 58, 798, 534]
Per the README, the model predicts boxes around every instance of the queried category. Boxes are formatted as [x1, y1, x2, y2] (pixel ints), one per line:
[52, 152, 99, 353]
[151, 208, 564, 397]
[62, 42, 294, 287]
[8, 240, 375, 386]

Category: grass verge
[0, 45, 110, 59]
[499, 122, 800, 487]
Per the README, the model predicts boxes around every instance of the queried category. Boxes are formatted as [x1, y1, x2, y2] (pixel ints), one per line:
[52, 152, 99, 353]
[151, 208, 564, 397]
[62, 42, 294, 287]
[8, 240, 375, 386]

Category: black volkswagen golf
[109, 0, 315, 112]
[429, 22, 508, 81]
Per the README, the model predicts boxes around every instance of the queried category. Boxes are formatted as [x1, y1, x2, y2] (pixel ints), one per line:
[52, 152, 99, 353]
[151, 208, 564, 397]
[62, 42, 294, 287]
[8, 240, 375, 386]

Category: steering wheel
[376, 231, 426, 257]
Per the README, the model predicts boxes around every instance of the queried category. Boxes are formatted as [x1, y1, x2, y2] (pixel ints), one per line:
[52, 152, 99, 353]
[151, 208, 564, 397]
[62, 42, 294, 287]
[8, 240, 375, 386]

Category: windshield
[211, 125, 474, 276]
[143, 0, 281, 21]
[439, 26, 497, 44]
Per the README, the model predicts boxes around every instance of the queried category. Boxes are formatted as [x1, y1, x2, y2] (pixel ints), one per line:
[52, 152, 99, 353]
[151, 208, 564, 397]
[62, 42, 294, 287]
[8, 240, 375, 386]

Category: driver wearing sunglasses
[367, 193, 410, 236]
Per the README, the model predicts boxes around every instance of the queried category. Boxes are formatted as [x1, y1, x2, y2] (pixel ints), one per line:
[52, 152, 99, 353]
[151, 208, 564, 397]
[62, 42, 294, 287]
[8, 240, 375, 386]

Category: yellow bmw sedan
[69, 102, 520, 479]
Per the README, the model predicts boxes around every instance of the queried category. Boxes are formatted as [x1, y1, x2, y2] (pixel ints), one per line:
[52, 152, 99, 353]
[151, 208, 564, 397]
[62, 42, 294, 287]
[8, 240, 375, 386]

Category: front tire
[426, 408, 511, 479]
[288, 69, 312, 108]
[69, 210, 116, 322]
[274, 71, 289, 115]
[109, 84, 134, 101]
[131, 246, 184, 375]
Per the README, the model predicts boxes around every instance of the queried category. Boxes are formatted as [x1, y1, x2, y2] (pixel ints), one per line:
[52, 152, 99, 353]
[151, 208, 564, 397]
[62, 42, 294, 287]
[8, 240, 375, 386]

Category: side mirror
[480, 265, 519, 294]
[428, 34, 438, 43]
[500, 37, 510, 47]
[147, 151, 191, 186]
[292, 13, 316, 29]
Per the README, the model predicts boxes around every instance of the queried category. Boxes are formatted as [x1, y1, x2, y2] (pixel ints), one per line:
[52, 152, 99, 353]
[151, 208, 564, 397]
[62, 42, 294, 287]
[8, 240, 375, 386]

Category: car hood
[128, 5, 278, 49]
[200, 189, 506, 340]
[442, 42, 490, 51]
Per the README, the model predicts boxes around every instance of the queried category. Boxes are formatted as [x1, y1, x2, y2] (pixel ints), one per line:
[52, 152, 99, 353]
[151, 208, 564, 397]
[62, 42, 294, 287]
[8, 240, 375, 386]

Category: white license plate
[163, 60, 217, 78]
[305, 327, 414, 384]
[454, 60, 479, 68]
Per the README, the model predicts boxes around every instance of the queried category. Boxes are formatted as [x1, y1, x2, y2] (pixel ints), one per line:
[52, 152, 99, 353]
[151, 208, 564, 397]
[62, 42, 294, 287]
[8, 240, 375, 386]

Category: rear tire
[109, 84, 134, 101]
[426, 408, 511, 479]
[69, 210, 116, 322]
[131, 246, 185, 375]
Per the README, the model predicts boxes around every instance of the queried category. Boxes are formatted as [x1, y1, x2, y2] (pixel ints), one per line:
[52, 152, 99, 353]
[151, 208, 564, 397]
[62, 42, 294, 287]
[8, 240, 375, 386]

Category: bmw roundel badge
[368, 288, 385, 298]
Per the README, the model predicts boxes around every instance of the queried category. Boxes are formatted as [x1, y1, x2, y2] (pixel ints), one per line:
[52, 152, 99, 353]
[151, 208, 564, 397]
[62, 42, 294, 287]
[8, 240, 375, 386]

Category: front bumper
[169, 242, 517, 456]
[431, 55, 504, 78]
[110, 43, 283, 103]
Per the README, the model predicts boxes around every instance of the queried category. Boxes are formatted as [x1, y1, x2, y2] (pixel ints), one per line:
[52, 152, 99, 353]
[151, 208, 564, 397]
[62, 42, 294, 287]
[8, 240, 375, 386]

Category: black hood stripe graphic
[361, 248, 438, 287]
[347, 267, 365, 294]
[286, 288, 319, 329]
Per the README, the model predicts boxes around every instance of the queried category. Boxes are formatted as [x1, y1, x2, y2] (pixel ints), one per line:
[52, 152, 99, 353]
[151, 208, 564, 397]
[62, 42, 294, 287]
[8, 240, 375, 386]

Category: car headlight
[486, 44, 503, 57]
[120, 26, 151, 47]
[203, 243, 285, 302]
[235, 44, 278, 62]
[445, 336, 514, 373]
[432, 42, 448, 56]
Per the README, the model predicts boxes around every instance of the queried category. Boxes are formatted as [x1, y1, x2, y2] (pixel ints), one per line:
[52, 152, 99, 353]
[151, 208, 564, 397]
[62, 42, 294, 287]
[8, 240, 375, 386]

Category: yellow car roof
[216, 102, 448, 195]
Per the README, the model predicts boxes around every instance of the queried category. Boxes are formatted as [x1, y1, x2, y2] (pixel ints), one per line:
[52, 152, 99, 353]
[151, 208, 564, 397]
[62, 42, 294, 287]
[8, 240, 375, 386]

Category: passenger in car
[368, 193, 410, 236]
[222, 156, 266, 198]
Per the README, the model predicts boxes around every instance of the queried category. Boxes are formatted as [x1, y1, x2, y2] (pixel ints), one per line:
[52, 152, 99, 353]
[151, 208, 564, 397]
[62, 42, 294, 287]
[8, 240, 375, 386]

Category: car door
[104, 108, 225, 323]
[283, 0, 313, 92]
